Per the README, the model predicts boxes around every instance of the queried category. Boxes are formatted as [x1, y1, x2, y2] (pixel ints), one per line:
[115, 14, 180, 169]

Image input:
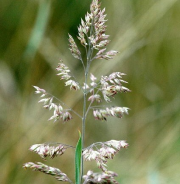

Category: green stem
[81, 70, 88, 183]
[81, 18, 94, 183]
[81, 53, 92, 183]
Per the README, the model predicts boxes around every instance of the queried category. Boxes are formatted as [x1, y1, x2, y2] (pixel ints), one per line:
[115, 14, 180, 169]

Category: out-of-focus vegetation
[0, 0, 180, 183]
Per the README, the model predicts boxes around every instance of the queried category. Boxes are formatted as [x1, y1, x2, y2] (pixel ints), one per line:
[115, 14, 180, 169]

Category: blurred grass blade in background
[24, 0, 51, 61]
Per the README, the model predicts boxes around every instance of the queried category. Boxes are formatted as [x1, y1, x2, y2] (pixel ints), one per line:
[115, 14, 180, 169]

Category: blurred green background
[0, 0, 180, 183]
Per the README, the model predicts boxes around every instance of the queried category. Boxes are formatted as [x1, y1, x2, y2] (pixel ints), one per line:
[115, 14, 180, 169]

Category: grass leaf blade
[75, 131, 82, 184]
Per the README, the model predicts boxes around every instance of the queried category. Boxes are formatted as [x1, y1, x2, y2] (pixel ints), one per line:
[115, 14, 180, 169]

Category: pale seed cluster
[33, 86, 72, 122]
[23, 162, 72, 183]
[93, 106, 129, 120]
[83, 170, 119, 184]
[83, 140, 128, 172]
[77, 0, 118, 61]
[87, 72, 130, 104]
[56, 62, 80, 90]
[29, 144, 66, 159]
[68, 34, 81, 60]
[100, 72, 130, 102]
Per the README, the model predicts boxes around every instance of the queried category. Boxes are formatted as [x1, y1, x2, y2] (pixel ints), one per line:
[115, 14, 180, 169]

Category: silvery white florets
[93, 107, 129, 121]
[83, 140, 128, 172]
[29, 144, 67, 159]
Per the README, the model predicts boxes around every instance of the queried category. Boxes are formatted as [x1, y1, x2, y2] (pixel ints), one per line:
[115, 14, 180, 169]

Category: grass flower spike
[24, 0, 130, 183]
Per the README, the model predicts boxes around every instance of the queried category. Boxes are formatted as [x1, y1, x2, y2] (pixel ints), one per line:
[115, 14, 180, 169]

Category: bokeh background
[0, 0, 180, 183]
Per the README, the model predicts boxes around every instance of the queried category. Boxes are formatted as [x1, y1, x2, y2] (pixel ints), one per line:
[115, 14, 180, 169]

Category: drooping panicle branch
[33, 85, 82, 121]
[23, 162, 73, 183]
